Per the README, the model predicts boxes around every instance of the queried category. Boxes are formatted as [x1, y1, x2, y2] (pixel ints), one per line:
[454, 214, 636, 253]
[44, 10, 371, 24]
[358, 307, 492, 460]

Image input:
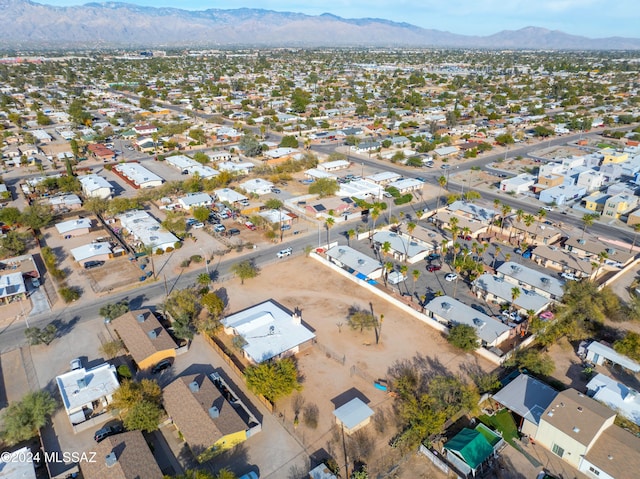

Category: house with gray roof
[496, 262, 565, 300]
[325, 245, 383, 280]
[425, 295, 512, 348]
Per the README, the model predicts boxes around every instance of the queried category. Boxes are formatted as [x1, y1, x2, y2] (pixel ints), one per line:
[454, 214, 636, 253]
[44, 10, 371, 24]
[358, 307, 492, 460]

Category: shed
[586, 341, 640, 373]
[444, 428, 494, 477]
[333, 397, 374, 434]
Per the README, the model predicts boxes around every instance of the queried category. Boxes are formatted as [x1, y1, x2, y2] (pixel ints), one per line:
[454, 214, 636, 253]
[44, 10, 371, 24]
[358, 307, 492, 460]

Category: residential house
[55, 363, 119, 426]
[564, 237, 635, 268]
[496, 262, 564, 300]
[87, 143, 115, 161]
[0, 271, 27, 305]
[178, 192, 213, 210]
[586, 373, 640, 426]
[214, 188, 248, 205]
[601, 148, 628, 165]
[386, 177, 423, 194]
[109, 309, 178, 371]
[113, 163, 163, 189]
[163, 374, 254, 461]
[80, 430, 163, 479]
[539, 184, 587, 206]
[133, 124, 158, 136]
[240, 178, 274, 196]
[222, 300, 315, 364]
[48, 194, 82, 212]
[447, 201, 497, 224]
[491, 374, 558, 437]
[533, 174, 564, 194]
[217, 161, 254, 175]
[70, 242, 112, 267]
[507, 218, 562, 246]
[0, 447, 37, 479]
[433, 146, 458, 157]
[118, 210, 179, 252]
[209, 150, 232, 162]
[365, 171, 402, 185]
[500, 173, 535, 194]
[530, 245, 591, 278]
[372, 230, 429, 264]
[583, 192, 610, 214]
[472, 273, 551, 315]
[304, 168, 337, 180]
[258, 209, 294, 229]
[55, 218, 93, 237]
[337, 178, 382, 200]
[626, 208, 640, 226]
[603, 193, 638, 219]
[318, 159, 350, 172]
[79, 174, 114, 199]
[585, 341, 640, 373]
[325, 245, 383, 280]
[424, 295, 512, 348]
[576, 170, 604, 193]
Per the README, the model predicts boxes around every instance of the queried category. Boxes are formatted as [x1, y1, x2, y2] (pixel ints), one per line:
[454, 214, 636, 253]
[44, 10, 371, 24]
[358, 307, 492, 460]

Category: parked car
[151, 359, 172, 374]
[244, 221, 256, 231]
[214, 224, 226, 233]
[31, 277, 40, 288]
[445, 273, 458, 282]
[281, 224, 291, 231]
[542, 206, 554, 212]
[94, 424, 123, 443]
[427, 264, 442, 272]
[426, 253, 441, 261]
[463, 235, 472, 241]
[277, 248, 293, 258]
[561, 272, 578, 281]
[441, 164, 450, 170]
[514, 248, 523, 255]
[271, 188, 281, 194]
[84, 260, 105, 270]
[227, 228, 241, 236]
[192, 222, 204, 229]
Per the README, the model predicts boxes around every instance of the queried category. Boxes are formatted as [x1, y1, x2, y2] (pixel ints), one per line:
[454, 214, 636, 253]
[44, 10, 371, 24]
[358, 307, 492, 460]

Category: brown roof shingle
[110, 309, 177, 366]
[583, 425, 640, 479]
[163, 374, 248, 457]
[80, 430, 163, 479]
[540, 389, 615, 447]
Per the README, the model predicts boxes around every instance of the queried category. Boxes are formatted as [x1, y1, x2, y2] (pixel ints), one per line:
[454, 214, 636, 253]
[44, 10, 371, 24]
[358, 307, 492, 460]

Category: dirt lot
[217, 255, 494, 477]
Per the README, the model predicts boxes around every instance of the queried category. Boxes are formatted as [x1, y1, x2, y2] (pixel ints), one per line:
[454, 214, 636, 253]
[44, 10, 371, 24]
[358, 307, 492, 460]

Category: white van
[387, 271, 406, 285]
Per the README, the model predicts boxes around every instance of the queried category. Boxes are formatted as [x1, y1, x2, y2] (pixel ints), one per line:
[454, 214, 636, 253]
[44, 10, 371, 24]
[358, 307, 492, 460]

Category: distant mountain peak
[1, 0, 638, 50]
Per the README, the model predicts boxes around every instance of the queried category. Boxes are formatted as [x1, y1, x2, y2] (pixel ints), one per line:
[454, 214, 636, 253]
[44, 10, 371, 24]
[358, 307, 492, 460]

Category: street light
[199, 248, 209, 276]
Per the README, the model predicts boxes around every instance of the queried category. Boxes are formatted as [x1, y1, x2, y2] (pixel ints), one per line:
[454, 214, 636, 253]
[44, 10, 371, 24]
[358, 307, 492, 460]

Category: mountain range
[1, 0, 639, 50]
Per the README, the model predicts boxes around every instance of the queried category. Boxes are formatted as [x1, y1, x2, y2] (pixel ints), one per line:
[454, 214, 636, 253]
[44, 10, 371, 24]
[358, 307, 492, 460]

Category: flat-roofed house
[79, 174, 114, 199]
[117, 210, 179, 252]
[222, 300, 315, 364]
[586, 373, 640, 426]
[325, 245, 383, 280]
[497, 262, 564, 301]
[109, 309, 177, 371]
[113, 163, 163, 189]
[56, 363, 119, 426]
[55, 218, 92, 237]
[70, 242, 112, 266]
[178, 192, 213, 210]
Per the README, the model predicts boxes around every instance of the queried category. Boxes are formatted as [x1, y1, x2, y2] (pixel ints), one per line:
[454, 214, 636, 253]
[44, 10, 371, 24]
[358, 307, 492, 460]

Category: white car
[542, 206, 554, 212]
[561, 272, 578, 281]
[192, 222, 204, 229]
[445, 273, 458, 282]
[277, 248, 293, 258]
[213, 224, 226, 233]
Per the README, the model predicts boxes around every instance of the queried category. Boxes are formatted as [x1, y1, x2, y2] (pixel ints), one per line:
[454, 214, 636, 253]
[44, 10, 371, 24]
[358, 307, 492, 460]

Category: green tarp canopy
[444, 428, 494, 469]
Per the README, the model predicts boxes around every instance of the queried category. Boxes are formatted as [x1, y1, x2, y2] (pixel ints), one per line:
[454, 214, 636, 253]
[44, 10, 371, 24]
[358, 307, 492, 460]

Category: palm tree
[511, 286, 521, 311]
[412, 269, 420, 294]
[406, 222, 417, 237]
[436, 175, 447, 210]
[452, 242, 461, 265]
[370, 207, 380, 234]
[346, 229, 355, 246]
[582, 213, 597, 239]
[462, 226, 471, 240]
[197, 272, 210, 286]
[325, 216, 335, 244]
[384, 261, 394, 286]
[500, 203, 512, 236]
[592, 251, 609, 279]
[381, 241, 392, 260]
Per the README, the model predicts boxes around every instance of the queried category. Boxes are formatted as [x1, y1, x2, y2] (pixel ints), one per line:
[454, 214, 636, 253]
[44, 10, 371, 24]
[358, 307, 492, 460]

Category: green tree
[1, 390, 57, 445]
[110, 379, 163, 432]
[99, 301, 130, 321]
[230, 260, 259, 285]
[239, 134, 263, 157]
[347, 310, 378, 333]
[192, 206, 211, 223]
[21, 203, 53, 230]
[0, 207, 21, 226]
[245, 358, 301, 403]
[614, 332, 640, 361]
[0, 231, 28, 256]
[100, 340, 124, 359]
[279, 135, 299, 148]
[507, 348, 555, 376]
[582, 213, 598, 238]
[290, 88, 311, 113]
[24, 324, 57, 345]
[162, 288, 202, 340]
[447, 324, 479, 351]
[309, 178, 339, 198]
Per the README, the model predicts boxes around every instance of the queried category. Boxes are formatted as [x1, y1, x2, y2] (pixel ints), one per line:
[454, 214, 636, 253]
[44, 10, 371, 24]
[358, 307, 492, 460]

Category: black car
[94, 424, 123, 442]
[151, 359, 172, 374]
[426, 253, 441, 261]
[227, 228, 241, 237]
[84, 260, 105, 270]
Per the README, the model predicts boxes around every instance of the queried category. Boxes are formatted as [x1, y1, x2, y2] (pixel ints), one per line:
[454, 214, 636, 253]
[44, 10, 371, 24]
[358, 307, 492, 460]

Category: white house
[70, 242, 112, 266]
[118, 210, 179, 252]
[217, 161, 254, 175]
[214, 188, 248, 204]
[325, 245, 383, 280]
[318, 159, 350, 172]
[56, 363, 120, 426]
[55, 218, 92, 237]
[500, 174, 536, 194]
[177, 192, 213, 210]
[240, 178, 274, 196]
[586, 373, 640, 426]
[79, 174, 114, 199]
[222, 300, 315, 364]
[114, 163, 163, 189]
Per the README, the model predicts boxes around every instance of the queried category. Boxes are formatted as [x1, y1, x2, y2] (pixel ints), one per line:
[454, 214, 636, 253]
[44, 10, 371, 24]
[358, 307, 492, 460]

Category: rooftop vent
[105, 452, 117, 468]
[578, 406, 583, 412]
[136, 313, 145, 323]
[547, 411, 554, 417]
[209, 406, 219, 419]
[441, 302, 452, 312]
[578, 239, 586, 245]
[148, 330, 157, 339]
[269, 325, 275, 335]
[473, 318, 486, 329]
[606, 248, 616, 255]
[573, 427, 580, 433]
[188, 381, 200, 393]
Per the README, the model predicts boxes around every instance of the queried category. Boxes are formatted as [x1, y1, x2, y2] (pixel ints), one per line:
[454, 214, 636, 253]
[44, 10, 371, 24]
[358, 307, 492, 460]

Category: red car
[463, 235, 472, 241]
[427, 264, 442, 272]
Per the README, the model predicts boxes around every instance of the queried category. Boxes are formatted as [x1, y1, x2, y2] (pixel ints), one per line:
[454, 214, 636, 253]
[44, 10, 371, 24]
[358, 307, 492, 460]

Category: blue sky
[37, 1, 638, 38]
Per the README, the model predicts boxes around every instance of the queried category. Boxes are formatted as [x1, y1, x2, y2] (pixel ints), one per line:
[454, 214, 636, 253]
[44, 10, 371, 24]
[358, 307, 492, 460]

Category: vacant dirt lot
[217, 255, 494, 476]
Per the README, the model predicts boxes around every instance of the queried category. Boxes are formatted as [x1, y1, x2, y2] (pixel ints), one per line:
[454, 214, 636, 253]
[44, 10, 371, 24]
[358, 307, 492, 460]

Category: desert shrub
[190, 255, 203, 263]
[59, 286, 80, 303]
[303, 403, 319, 429]
[117, 364, 132, 379]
